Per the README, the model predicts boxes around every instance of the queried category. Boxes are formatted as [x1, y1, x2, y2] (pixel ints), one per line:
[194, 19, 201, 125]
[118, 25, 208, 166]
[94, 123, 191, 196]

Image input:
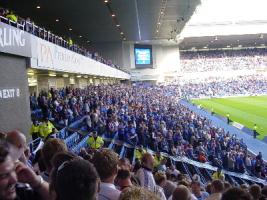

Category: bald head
[6, 130, 27, 150]
[172, 185, 191, 200]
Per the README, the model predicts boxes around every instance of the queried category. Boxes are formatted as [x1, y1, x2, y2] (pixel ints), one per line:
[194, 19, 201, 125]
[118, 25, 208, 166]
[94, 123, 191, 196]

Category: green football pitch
[191, 96, 267, 140]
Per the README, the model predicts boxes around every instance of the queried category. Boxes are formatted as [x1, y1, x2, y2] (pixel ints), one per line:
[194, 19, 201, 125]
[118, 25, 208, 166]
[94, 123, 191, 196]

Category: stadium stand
[2, 84, 266, 200]
[178, 74, 267, 99]
[0, 7, 125, 71]
[1, 1, 267, 200]
[180, 49, 267, 73]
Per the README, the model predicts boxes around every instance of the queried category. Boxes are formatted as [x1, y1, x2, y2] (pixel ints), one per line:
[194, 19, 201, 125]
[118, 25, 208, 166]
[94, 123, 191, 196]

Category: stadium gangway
[64, 132, 80, 149]
[71, 135, 89, 154]
[200, 168, 212, 182]
[176, 161, 188, 175]
[232, 176, 247, 185]
[28, 138, 43, 155]
[193, 164, 208, 184]
[225, 174, 239, 186]
[113, 140, 124, 155]
[182, 162, 193, 180]
[119, 145, 126, 159]
[118, 143, 135, 160]
[102, 132, 120, 150]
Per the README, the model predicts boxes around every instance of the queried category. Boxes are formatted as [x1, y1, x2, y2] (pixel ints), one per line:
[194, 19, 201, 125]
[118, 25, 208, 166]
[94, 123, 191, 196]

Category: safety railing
[0, 15, 128, 72]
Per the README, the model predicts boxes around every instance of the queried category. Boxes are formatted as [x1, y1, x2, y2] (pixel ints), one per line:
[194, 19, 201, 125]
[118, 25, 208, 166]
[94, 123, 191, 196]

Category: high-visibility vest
[39, 121, 55, 138]
[134, 149, 146, 160]
[30, 124, 40, 136]
[68, 38, 73, 46]
[6, 14, 17, 22]
[212, 172, 225, 180]
[87, 136, 104, 149]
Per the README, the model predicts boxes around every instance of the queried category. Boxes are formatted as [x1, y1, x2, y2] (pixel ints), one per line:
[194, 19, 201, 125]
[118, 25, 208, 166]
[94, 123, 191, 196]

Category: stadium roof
[179, 34, 267, 50]
[179, 0, 267, 50]
[0, 0, 200, 45]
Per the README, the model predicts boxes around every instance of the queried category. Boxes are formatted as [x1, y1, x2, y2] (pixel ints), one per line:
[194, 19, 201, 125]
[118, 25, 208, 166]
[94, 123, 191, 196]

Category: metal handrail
[0, 14, 128, 73]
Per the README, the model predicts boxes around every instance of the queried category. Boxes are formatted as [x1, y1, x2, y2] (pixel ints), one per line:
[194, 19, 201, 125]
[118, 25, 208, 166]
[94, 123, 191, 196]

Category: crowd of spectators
[0, 7, 124, 71]
[180, 49, 267, 73]
[29, 84, 267, 180]
[0, 130, 266, 200]
[179, 75, 267, 99]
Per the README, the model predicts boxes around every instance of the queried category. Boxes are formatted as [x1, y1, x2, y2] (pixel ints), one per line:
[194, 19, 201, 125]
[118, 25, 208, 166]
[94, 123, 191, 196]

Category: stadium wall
[0, 53, 31, 139]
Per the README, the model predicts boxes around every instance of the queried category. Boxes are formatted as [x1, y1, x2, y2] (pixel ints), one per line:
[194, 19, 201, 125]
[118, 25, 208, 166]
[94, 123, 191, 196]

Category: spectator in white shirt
[136, 153, 156, 191]
[92, 149, 121, 200]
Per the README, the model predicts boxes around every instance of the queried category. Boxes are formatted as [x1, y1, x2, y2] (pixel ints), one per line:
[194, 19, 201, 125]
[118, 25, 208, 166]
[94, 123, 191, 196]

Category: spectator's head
[172, 185, 191, 200]
[154, 171, 167, 187]
[191, 181, 201, 195]
[50, 151, 77, 193]
[0, 138, 18, 200]
[54, 158, 99, 200]
[116, 169, 132, 191]
[92, 131, 98, 138]
[118, 158, 131, 171]
[141, 153, 154, 170]
[6, 130, 27, 161]
[6, 130, 26, 150]
[118, 186, 160, 200]
[211, 180, 224, 194]
[221, 187, 252, 200]
[92, 149, 119, 182]
[41, 138, 67, 173]
[249, 184, 261, 200]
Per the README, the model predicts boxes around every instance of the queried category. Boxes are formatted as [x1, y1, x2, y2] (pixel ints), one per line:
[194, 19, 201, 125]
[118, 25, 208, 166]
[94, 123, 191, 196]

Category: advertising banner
[0, 22, 32, 57]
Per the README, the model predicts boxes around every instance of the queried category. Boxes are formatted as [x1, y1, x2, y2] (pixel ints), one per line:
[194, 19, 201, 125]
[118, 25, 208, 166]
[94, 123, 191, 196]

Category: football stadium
[1, 0, 267, 199]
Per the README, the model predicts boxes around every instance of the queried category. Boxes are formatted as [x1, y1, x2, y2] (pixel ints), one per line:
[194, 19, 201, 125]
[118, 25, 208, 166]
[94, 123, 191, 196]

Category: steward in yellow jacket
[29, 120, 40, 140]
[87, 131, 104, 149]
[39, 118, 56, 139]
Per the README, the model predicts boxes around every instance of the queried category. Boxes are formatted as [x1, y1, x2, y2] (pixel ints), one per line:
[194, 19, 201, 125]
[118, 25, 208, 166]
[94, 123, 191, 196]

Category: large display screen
[134, 45, 153, 67]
